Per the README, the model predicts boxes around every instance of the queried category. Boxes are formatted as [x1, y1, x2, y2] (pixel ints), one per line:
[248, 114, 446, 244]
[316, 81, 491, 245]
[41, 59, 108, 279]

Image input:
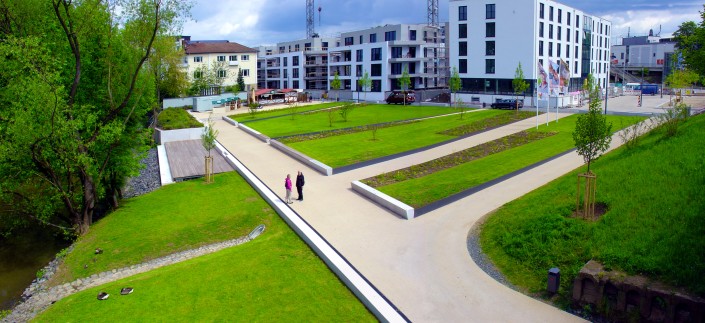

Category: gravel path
[3, 232, 258, 323]
[122, 148, 161, 199]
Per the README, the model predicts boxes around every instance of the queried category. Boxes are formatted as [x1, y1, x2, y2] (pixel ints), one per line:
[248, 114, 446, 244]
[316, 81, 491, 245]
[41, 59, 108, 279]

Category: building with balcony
[448, 0, 611, 106]
[256, 37, 337, 92]
[182, 39, 258, 91]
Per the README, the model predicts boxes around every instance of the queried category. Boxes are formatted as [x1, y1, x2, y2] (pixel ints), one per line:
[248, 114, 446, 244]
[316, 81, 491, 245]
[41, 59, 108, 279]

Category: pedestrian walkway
[212, 112, 594, 322]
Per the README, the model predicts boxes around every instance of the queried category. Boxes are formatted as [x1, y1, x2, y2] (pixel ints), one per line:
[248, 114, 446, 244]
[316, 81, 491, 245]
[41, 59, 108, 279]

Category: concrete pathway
[212, 111, 597, 322]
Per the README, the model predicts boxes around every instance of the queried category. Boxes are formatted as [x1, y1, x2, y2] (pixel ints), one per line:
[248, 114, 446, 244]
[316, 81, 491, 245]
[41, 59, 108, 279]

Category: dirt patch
[572, 202, 609, 220]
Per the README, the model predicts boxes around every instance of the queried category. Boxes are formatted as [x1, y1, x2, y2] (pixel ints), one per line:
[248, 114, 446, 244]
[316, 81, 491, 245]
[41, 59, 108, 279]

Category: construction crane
[427, 0, 438, 27]
[306, 0, 315, 38]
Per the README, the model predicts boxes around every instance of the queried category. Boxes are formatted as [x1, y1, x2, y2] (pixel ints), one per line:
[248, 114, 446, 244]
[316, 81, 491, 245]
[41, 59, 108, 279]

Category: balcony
[228, 61, 239, 66]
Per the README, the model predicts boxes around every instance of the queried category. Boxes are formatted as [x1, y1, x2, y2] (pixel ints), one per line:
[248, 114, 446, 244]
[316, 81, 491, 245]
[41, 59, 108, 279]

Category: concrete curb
[238, 123, 270, 143]
[222, 115, 238, 126]
[351, 181, 414, 220]
[269, 140, 333, 176]
[214, 141, 407, 323]
[156, 145, 174, 185]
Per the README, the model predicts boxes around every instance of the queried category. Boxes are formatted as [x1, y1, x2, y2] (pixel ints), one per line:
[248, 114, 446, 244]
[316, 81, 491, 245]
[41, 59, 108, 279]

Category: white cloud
[603, 7, 701, 40]
[184, 0, 268, 45]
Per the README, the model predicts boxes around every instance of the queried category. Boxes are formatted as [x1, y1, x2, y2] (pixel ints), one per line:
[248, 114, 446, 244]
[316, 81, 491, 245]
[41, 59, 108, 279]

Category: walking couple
[284, 171, 305, 204]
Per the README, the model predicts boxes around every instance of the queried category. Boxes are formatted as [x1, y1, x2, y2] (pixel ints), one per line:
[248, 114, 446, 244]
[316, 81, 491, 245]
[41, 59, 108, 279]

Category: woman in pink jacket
[284, 174, 293, 204]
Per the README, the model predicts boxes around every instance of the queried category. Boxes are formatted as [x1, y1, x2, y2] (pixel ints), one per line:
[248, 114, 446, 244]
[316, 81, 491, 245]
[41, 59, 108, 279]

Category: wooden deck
[164, 140, 233, 180]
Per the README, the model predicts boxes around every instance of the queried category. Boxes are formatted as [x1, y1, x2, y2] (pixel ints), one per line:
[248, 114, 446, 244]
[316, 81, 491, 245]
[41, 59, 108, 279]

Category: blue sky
[182, 0, 702, 47]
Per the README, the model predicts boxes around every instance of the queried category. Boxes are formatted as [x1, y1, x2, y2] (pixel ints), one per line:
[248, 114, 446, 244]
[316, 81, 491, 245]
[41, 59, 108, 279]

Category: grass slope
[480, 114, 705, 298]
[39, 171, 373, 320]
[377, 114, 643, 208]
[245, 104, 455, 138]
[288, 109, 508, 168]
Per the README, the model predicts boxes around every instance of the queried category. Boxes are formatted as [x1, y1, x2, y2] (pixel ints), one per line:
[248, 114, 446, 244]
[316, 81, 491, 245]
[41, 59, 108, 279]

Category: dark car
[386, 90, 416, 105]
[491, 99, 523, 109]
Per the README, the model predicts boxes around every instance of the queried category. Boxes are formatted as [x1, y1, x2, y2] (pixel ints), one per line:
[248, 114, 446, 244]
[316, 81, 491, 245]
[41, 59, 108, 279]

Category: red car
[386, 90, 415, 105]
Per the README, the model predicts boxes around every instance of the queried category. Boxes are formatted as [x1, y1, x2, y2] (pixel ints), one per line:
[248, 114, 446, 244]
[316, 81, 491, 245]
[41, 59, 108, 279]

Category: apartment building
[256, 37, 337, 91]
[182, 39, 258, 90]
[448, 0, 611, 105]
[327, 23, 448, 101]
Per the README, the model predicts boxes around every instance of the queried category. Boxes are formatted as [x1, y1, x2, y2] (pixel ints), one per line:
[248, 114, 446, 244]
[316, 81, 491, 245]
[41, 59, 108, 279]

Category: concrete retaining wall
[222, 116, 238, 126]
[351, 181, 414, 220]
[269, 140, 333, 176]
[213, 141, 407, 323]
[238, 123, 270, 143]
[154, 127, 204, 145]
[162, 97, 194, 109]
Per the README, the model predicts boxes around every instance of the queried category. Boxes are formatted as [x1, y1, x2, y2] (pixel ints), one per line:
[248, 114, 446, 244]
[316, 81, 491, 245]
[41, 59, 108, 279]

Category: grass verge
[230, 102, 341, 122]
[157, 108, 202, 130]
[38, 171, 373, 320]
[480, 113, 705, 298]
[374, 114, 644, 208]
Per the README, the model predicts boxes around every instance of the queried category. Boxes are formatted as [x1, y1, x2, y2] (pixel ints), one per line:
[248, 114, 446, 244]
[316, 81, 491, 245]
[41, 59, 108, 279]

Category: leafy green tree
[0, 0, 192, 236]
[330, 71, 341, 101]
[449, 66, 462, 116]
[201, 118, 218, 183]
[358, 70, 371, 103]
[673, 14, 705, 78]
[188, 61, 226, 96]
[150, 35, 189, 101]
[512, 62, 529, 110]
[573, 74, 613, 173]
[237, 69, 246, 92]
[398, 66, 411, 105]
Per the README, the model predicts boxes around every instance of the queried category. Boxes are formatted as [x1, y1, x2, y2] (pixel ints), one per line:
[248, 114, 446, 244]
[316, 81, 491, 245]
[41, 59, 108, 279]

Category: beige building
[183, 39, 258, 90]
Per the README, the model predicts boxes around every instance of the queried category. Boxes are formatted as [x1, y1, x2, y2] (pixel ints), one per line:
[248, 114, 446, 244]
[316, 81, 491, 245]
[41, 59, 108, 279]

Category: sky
[182, 0, 703, 47]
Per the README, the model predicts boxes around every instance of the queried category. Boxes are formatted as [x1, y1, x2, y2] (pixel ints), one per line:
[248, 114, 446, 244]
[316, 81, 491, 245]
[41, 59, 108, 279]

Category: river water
[0, 229, 70, 310]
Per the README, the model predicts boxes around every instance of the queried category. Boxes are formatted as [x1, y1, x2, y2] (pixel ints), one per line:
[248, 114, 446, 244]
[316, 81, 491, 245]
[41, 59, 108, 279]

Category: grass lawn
[375, 114, 644, 208]
[480, 113, 705, 299]
[230, 102, 341, 122]
[244, 104, 456, 138]
[288, 109, 513, 168]
[39, 171, 373, 321]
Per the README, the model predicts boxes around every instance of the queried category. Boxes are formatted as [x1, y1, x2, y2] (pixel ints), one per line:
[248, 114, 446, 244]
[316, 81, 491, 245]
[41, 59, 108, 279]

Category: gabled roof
[185, 40, 256, 55]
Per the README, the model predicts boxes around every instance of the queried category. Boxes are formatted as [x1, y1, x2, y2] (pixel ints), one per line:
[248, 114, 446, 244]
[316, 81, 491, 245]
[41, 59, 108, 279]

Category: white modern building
[182, 39, 258, 91]
[610, 35, 676, 83]
[257, 37, 337, 92]
[448, 0, 611, 106]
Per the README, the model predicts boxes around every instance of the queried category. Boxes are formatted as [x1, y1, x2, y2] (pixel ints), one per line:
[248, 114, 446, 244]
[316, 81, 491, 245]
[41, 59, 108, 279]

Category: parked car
[386, 90, 416, 105]
[491, 99, 523, 109]
[636, 84, 659, 95]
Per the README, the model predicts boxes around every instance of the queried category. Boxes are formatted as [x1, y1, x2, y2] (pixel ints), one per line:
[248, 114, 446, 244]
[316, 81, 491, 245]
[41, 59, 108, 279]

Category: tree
[330, 71, 341, 102]
[573, 74, 613, 173]
[201, 118, 218, 184]
[449, 67, 464, 118]
[188, 61, 226, 96]
[150, 35, 189, 102]
[673, 14, 705, 78]
[237, 69, 246, 92]
[573, 74, 612, 219]
[0, 0, 192, 236]
[398, 66, 411, 105]
[512, 62, 529, 111]
[358, 70, 371, 103]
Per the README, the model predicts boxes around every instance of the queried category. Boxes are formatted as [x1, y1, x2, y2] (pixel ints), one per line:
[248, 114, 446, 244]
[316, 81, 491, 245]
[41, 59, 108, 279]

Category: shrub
[657, 103, 690, 138]
[157, 108, 202, 130]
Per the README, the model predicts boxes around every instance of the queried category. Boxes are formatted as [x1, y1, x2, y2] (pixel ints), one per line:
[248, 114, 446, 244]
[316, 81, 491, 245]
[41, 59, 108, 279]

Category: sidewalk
[213, 111, 591, 322]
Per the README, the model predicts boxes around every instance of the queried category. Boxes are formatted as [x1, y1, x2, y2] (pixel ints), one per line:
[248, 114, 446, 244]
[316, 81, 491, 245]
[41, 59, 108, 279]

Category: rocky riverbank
[122, 148, 161, 199]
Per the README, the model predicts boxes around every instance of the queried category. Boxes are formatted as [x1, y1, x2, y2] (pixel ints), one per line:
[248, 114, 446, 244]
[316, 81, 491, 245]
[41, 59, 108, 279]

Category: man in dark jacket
[295, 171, 305, 201]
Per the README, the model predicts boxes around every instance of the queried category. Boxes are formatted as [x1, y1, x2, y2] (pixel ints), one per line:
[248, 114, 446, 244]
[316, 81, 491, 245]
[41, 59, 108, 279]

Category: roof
[185, 40, 257, 55]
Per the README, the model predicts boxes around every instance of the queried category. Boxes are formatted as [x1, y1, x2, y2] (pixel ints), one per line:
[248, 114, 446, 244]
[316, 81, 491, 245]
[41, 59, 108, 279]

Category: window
[574, 61, 578, 73]
[576, 15, 580, 27]
[485, 59, 495, 74]
[620, 53, 624, 59]
[217, 69, 226, 78]
[371, 64, 382, 76]
[459, 41, 467, 56]
[295, 44, 300, 51]
[391, 63, 402, 75]
[229, 55, 238, 61]
[293, 80, 299, 89]
[305, 42, 311, 49]
[459, 6, 467, 21]
[549, 6, 553, 21]
[369, 33, 377, 43]
[485, 4, 496, 19]
[485, 41, 495, 56]
[575, 30, 579, 43]
[459, 24, 467, 38]
[392, 47, 402, 59]
[557, 26, 561, 40]
[408, 63, 415, 74]
[293, 56, 299, 66]
[539, 22, 544, 37]
[371, 48, 382, 61]
[371, 80, 381, 92]
[322, 42, 328, 49]
[242, 69, 249, 77]
[557, 44, 561, 57]
[293, 68, 299, 78]
[283, 57, 288, 67]
[539, 41, 544, 56]
[567, 12, 571, 25]
[410, 30, 417, 41]
[575, 46, 578, 58]
[486, 22, 495, 37]
[566, 44, 570, 58]
[540, 3, 544, 19]
[558, 9, 562, 23]
[344, 37, 353, 46]
[283, 69, 288, 78]
[241, 55, 249, 61]
[193, 56, 202, 63]
[567, 28, 571, 42]
[193, 70, 202, 79]
[548, 42, 553, 56]
[356, 64, 362, 77]
[384, 31, 396, 41]
[356, 49, 363, 61]
[549, 24, 553, 39]
[359, 35, 363, 44]
[459, 59, 468, 73]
